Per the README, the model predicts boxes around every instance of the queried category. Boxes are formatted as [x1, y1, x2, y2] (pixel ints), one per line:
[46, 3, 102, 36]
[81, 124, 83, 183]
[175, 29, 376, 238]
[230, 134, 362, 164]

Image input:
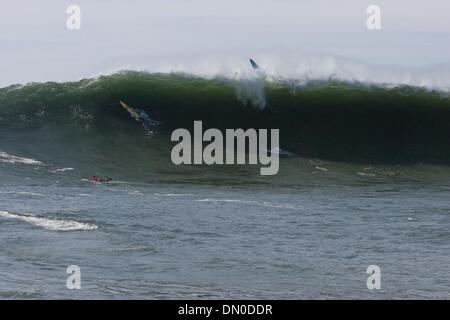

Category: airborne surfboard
[249, 58, 267, 80]
[250, 58, 260, 70]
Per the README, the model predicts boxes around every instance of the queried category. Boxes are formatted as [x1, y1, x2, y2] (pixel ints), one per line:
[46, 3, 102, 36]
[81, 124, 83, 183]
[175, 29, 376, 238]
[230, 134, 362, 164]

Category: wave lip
[0, 211, 97, 231]
[0, 151, 43, 165]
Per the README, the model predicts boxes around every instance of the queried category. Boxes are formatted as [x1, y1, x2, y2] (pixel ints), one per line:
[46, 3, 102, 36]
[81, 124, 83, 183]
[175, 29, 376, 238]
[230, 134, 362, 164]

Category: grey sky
[1, 0, 449, 87]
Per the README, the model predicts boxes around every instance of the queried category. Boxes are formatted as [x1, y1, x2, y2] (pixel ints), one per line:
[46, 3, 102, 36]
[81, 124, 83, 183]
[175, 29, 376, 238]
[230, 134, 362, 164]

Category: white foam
[132, 52, 450, 93]
[50, 167, 74, 173]
[0, 211, 97, 231]
[0, 151, 43, 165]
[357, 172, 376, 177]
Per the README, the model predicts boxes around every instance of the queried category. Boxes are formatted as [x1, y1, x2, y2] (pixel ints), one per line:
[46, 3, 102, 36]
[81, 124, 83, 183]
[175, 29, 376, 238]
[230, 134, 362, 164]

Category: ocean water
[0, 72, 449, 299]
[0, 171, 449, 299]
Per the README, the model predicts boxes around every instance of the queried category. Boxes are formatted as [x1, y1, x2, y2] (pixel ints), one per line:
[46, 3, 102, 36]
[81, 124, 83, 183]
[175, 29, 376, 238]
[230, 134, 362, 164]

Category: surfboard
[119, 100, 156, 135]
[119, 100, 140, 121]
[250, 58, 259, 70]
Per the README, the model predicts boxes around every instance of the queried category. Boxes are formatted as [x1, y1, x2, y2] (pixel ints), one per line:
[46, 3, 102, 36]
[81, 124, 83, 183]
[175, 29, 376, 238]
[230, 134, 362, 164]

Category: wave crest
[0, 211, 98, 231]
[0, 151, 43, 165]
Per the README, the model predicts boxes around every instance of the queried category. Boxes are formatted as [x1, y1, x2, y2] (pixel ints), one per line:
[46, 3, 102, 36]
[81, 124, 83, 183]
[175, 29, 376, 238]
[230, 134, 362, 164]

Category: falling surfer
[119, 101, 160, 135]
[250, 58, 294, 158]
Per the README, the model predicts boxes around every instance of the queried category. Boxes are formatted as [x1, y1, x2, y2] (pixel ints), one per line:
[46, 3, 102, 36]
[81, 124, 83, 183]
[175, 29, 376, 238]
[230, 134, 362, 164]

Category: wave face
[1, 71, 450, 175]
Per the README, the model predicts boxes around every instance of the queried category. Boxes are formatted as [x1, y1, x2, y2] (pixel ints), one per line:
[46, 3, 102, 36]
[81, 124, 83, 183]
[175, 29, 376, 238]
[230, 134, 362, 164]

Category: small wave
[50, 167, 74, 173]
[197, 199, 297, 210]
[0, 211, 97, 231]
[77, 193, 95, 197]
[154, 193, 193, 197]
[15, 191, 45, 196]
[0, 191, 45, 196]
[0, 151, 43, 165]
[111, 245, 153, 252]
[357, 172, 376, 177]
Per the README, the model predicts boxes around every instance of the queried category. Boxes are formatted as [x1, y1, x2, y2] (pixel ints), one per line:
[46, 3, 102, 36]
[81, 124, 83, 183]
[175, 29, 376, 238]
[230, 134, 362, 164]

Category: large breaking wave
[1, 70, 450, 180]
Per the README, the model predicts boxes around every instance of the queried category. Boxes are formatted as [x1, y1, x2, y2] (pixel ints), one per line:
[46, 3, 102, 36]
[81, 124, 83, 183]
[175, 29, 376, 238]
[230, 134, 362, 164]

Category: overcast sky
[1, 0, 449, 87]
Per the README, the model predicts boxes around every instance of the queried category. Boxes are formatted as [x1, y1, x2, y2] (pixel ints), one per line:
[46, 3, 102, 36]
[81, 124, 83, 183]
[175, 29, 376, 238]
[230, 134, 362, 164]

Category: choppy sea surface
[0, 170, 449, 299]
